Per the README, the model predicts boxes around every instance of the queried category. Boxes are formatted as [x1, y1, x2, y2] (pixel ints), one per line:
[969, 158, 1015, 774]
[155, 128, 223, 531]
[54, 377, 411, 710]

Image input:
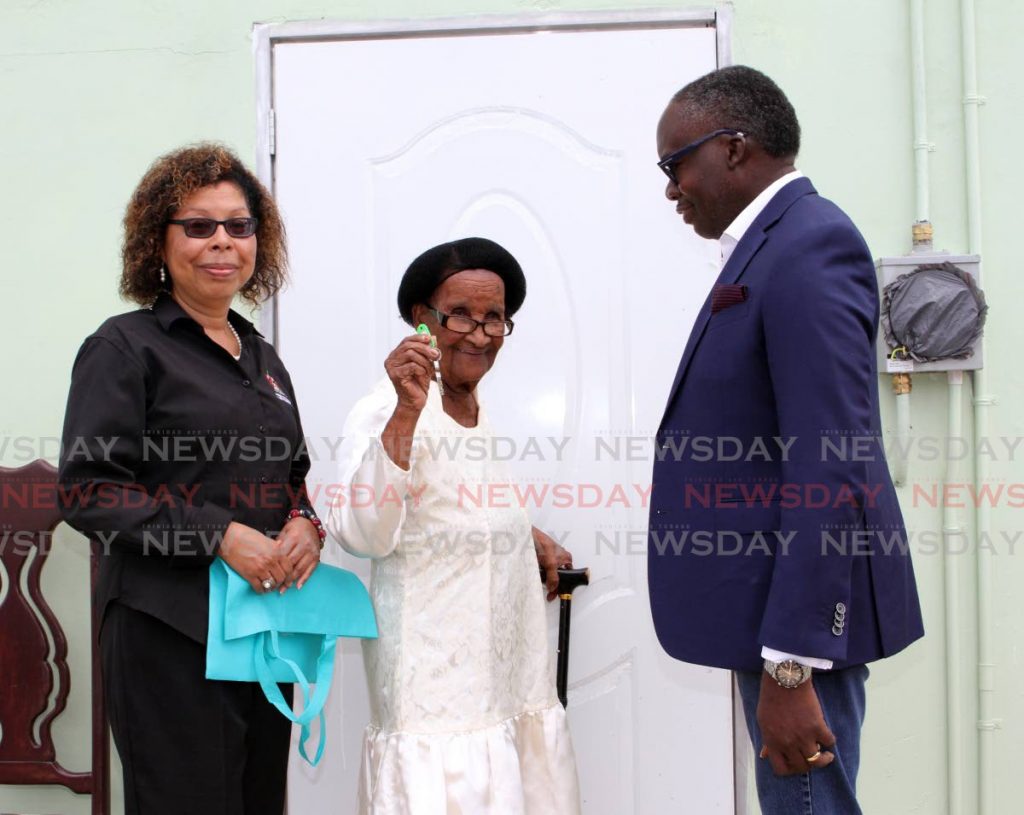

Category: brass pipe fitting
[892, 372, 913, 395]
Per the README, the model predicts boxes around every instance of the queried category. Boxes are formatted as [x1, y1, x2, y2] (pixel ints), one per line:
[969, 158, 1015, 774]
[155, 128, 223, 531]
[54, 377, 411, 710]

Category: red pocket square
[711, 284, 748, 315]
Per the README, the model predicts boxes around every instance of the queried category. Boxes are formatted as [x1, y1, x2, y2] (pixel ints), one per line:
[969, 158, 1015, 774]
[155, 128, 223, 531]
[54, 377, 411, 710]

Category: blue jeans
[736, 665, 869, 815]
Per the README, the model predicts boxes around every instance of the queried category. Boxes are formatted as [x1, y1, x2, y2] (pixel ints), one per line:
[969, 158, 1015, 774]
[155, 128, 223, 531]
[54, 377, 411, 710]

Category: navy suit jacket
[647, 177, 924, 672]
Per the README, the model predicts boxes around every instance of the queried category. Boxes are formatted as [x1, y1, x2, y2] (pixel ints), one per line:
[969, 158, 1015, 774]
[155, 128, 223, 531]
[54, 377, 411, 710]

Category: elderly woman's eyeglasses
[429, 307, 515, 337]
[657, 129, 744, 182]
[168, 217, 258, 239]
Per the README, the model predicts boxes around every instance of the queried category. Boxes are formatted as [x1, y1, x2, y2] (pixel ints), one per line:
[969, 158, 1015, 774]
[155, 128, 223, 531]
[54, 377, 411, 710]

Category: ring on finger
[261, 578, 274, 590]
[805, 748, 822, 764]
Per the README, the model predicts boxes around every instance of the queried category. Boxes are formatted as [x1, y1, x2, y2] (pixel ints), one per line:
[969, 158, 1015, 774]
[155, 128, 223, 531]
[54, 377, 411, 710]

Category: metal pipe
[961, 0, 984, 253]
[960, 0, 996, 810]
[943, 371, 966, 815]
[892, 0, 933, 500]
[974, 372, 996, 815]
[891, 374, 912, 487]
[909, 0, 931, 227]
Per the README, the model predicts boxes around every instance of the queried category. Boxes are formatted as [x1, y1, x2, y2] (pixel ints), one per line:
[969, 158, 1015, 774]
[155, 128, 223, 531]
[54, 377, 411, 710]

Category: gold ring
[805, 750, 822, 764]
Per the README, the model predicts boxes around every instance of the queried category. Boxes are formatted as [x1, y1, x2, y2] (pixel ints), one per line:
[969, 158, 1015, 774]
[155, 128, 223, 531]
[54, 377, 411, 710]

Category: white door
[270, 19, 732, 814]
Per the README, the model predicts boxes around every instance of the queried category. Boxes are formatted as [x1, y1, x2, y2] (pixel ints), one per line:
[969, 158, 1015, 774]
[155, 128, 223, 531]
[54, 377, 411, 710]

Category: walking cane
[541, 567, 590, 708]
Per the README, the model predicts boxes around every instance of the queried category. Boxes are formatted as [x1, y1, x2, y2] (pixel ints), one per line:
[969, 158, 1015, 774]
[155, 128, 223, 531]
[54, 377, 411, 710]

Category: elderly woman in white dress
[327, 237, 581, 815]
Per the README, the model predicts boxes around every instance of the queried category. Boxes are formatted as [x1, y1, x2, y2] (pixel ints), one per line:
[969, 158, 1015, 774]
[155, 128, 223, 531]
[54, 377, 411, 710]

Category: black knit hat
[396, 237, 526, 325]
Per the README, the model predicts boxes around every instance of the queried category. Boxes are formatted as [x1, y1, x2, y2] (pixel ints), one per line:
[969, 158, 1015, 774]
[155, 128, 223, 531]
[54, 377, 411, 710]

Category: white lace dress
[327, 379, 580, 815]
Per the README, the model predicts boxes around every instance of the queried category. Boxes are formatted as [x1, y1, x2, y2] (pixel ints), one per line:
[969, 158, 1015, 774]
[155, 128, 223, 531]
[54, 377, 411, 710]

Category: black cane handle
[539, 566, 591, 596]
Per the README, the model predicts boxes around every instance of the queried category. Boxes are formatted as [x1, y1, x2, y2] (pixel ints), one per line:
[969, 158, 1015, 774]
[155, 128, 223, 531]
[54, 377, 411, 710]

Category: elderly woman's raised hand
[380, 333, 441, 470]
[384, 333, 440, 412]
[220, 521, 295, 594]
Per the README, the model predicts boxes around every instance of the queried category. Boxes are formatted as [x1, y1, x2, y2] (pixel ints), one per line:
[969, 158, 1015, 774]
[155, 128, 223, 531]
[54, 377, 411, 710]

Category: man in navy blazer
[648, 66, 924, 813]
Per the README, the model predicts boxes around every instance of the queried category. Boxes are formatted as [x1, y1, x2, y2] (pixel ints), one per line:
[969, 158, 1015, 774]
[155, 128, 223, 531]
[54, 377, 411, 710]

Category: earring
[160, 264, 167, 285]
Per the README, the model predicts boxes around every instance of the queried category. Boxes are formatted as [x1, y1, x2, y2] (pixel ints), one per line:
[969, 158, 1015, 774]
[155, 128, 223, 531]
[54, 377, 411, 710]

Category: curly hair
[120, 143, 287, 306]
[672, 65, 801, 160]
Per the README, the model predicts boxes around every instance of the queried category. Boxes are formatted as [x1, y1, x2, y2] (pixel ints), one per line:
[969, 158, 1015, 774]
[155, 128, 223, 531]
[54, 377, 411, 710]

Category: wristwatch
[764, 659, 813, 689]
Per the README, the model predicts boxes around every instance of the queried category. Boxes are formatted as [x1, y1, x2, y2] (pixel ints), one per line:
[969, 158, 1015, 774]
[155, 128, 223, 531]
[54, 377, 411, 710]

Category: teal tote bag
[206, 558, 377, 766]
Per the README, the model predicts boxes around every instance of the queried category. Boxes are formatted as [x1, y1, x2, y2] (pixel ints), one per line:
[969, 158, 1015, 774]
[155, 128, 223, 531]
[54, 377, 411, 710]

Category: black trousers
[101, 602, 293, 815]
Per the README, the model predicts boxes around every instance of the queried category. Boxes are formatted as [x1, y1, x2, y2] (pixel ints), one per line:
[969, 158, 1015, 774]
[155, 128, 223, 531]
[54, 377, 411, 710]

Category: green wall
[2, 1, 1020, 812]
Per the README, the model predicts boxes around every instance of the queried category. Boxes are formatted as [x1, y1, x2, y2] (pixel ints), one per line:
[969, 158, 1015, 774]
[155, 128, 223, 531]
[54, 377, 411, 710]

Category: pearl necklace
[227, 320, 242, 361]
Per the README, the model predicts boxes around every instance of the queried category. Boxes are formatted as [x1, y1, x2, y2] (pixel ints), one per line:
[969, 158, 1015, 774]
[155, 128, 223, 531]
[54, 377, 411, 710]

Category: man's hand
[533, 526, 572, 601]
[756, 671, 836, 776]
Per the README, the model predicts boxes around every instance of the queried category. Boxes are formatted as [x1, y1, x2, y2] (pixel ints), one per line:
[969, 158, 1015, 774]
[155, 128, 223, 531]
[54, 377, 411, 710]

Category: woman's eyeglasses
[168, 217, 258, 239]
[429, 307, 514, 337]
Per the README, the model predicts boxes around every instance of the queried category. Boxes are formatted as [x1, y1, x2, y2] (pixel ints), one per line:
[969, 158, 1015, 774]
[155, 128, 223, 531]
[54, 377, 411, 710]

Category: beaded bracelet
[287, 507, 326, 548]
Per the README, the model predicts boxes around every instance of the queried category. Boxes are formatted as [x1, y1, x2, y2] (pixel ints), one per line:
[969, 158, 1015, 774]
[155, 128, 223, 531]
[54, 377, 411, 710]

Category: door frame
[253, 5, 732, 345]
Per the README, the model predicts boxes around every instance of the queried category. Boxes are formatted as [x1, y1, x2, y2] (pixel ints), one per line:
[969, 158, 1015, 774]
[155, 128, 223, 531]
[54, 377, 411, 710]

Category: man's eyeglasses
[657, 129, 744, 182]
[168, 217, 258, 239]
[429, 307, 515, 337]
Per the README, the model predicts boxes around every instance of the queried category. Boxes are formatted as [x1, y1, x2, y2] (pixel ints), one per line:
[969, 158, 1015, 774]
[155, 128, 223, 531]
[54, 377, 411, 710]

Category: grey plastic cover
[882, 262, 987, 362]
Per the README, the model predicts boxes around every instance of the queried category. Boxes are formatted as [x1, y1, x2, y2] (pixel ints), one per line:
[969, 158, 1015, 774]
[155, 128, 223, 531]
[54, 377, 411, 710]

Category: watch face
[775, 660, 806, 689]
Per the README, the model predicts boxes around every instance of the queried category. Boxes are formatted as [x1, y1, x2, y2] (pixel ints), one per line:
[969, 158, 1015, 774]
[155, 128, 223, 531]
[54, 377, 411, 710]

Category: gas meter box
[875, 252, 984, 374]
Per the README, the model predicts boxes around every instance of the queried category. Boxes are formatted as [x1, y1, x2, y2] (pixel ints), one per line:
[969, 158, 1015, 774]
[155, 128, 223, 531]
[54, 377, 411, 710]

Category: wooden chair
[0, 459, 110, 814]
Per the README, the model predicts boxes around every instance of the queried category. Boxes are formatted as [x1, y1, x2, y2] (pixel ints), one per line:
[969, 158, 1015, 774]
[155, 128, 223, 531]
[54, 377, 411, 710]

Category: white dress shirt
[719, 169, 803, 267]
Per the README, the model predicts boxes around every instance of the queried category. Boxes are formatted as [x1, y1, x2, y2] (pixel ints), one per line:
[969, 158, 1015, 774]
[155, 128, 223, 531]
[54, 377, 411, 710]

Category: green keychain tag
[416, 324, 444, 395]
[416, 323, 437, 348]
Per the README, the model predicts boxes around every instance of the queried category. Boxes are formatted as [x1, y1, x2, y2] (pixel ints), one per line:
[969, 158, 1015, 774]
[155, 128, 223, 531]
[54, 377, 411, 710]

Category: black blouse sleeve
[276, 364, 316, 520]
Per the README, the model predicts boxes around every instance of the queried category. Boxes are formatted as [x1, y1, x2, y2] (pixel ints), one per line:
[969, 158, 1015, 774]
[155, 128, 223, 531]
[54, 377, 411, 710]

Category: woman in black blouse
[58, 144, 321, 815]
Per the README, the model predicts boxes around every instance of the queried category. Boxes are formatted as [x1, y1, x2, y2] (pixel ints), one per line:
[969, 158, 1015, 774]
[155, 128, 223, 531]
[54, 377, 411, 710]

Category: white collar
[719, 170, 804, 266]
